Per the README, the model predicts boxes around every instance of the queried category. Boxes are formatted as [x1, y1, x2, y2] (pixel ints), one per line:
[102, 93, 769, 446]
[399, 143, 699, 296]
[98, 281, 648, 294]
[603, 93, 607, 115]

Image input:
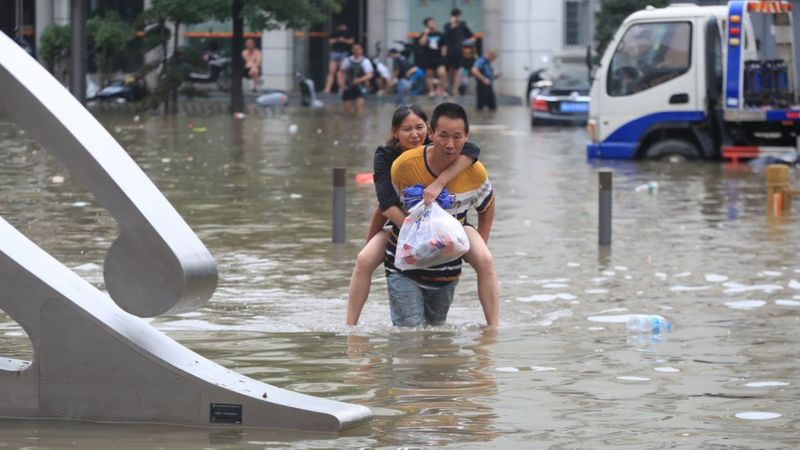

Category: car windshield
[550, 73, 590, 95]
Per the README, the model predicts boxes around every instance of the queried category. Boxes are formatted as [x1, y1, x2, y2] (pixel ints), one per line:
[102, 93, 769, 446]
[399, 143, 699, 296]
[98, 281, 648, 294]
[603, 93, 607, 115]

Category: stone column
[261, 28, 294, 91]
[35, 0, 53, 64]
[385, 0, 410, 55]
[496, 0, 559, 99]
[367, 0, 386, 58]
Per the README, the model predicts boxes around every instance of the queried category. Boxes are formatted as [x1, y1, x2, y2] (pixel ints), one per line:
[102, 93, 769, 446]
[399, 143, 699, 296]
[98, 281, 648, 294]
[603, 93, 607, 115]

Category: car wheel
[644, 139, 699, 162]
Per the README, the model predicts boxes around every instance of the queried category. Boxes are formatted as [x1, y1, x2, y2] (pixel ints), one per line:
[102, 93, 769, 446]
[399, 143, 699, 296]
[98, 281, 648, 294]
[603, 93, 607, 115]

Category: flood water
[0, 103, 798, 449]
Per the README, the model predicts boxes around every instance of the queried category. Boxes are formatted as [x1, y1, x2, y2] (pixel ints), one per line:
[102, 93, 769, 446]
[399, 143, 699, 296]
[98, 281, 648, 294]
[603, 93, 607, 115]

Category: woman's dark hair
[423, 17, 434, 27]
[386, 104, 429, 148]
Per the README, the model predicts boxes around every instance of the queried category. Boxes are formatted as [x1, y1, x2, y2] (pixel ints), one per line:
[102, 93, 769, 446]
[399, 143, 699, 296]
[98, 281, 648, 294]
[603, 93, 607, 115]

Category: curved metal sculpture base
[0, 33, 370, 430]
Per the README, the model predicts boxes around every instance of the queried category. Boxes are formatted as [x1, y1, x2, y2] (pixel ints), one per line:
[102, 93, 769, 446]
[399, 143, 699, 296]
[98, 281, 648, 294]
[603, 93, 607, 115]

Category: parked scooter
[296, 72, 324, 108]
[185, 50, 232, 91]
[525, 68, 552, 104]
[89, 75, 147, 102]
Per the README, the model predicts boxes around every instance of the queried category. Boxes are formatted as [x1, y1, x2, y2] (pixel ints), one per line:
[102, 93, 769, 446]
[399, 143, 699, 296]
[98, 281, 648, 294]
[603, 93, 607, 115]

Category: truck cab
[586, 1, 799, 161]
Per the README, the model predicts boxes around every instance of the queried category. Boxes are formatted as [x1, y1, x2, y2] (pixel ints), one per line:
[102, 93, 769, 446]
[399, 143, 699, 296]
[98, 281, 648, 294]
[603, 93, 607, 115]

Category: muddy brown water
[0, 103, 798, 448]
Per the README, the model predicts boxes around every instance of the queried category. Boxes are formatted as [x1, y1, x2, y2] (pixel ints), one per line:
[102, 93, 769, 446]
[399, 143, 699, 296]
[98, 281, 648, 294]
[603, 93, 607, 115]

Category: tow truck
[586, 1, 799, 162]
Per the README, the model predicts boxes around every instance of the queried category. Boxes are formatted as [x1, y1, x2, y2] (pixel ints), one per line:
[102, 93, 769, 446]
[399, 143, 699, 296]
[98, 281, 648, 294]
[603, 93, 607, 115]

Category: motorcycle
[296, 72, 324, 108]
[185, 50, 232, 91]
[525, 67, 552, 105]
[88, 75, 146, 102]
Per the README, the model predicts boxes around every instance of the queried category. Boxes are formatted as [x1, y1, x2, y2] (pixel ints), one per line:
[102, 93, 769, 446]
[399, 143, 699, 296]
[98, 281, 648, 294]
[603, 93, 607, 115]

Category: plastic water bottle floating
[635, 181, 659, 193]
[626, 314, 672, 334]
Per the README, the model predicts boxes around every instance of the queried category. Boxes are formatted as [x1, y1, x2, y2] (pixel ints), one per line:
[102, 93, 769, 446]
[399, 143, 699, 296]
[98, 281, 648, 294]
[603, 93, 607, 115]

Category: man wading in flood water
[384, 103, 496, 327]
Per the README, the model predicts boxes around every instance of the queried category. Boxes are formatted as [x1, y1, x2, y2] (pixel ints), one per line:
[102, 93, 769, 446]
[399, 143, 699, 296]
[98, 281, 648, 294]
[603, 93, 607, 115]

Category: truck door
[593, 20, 701, 159]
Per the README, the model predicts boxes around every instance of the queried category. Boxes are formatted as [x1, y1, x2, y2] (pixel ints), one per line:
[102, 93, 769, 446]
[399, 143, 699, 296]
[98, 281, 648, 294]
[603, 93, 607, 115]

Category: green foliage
[594, 0, 670, 63]
[206, 0, 340, 31]
[88, 11, 136, 81]
[149, 0, 218, 25]
[89, 12, 134, 50]
[38, 23, 70, 69]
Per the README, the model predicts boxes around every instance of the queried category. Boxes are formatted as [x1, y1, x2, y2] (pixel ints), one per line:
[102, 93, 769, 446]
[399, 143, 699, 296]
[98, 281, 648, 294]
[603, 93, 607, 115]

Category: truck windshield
[608, 21, 692, 96]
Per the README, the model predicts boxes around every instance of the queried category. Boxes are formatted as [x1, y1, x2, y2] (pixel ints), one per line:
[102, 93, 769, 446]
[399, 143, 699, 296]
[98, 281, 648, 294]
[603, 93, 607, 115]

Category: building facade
[5, 0, 799, 101]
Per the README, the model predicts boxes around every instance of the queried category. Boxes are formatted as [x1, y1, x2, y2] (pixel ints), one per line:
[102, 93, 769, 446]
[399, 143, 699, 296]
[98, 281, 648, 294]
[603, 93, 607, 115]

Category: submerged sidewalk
[86, 88, 523, 116]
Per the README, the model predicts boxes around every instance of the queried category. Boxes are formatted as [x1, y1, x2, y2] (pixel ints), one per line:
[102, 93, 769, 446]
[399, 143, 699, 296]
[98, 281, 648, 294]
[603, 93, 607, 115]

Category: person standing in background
[471, 50, 500, 111]
[241, 38, 262, 92]
[443, 9, 475, 97]
[338, 42, 374, 114]
[323, 23, 354, 94]
[417, 17, 447, 99]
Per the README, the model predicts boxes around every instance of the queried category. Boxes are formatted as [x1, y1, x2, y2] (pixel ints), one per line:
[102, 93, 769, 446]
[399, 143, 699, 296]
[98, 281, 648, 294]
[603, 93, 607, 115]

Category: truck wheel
[644, 139, 699, 162]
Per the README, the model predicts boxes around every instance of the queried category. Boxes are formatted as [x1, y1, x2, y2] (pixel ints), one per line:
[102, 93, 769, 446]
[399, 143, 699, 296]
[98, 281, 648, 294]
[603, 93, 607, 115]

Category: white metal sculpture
[0, 32, 371, 431]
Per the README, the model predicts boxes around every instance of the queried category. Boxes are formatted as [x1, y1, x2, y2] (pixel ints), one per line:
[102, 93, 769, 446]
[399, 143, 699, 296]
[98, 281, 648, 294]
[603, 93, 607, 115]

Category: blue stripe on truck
[586, 111, 706, 159]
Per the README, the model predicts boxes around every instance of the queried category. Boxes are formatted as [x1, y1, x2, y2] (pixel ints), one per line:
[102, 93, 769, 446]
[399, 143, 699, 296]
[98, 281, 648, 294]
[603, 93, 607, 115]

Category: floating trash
[705, 274, 728, 282]
[634, 181, 658, 193]
[566, 262, 580, 267]
[654, 367, 680, 373]
[760, 270, 782, 277]
[288, 124, 299, 134]
[669, 285, 711, 292]
[775, 299, 800, 306]
[788, 280, 800, 289]
[531, 366, 557, 372]
[745, 381, 789, 387]
[51, 175, 65, 184]
[735, 411, 781, 420]
[724, 300, 766, 310]
[723, 282, 782, 294]
[587, 314, 630, 323]
[617, 376, 650, 382]
[585, 289, 608, 294]
[496, 367, 519, 373]
[517, 293, 575, 303]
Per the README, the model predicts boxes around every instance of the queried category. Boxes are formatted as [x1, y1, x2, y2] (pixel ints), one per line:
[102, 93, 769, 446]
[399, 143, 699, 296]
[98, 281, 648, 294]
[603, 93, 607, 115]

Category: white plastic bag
[394, 202, 470, 271]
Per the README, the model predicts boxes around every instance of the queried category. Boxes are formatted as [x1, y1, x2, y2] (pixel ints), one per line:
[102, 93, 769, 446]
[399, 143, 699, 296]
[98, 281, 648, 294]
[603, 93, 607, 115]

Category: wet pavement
[0, 102, 799, 448]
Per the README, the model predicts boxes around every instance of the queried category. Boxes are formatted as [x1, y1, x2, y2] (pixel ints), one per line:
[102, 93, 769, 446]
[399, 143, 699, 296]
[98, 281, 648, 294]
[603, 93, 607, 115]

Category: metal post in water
[69, 0, 87, 104]
[332, 167, 346, 244]
[599, 170, 612, 246]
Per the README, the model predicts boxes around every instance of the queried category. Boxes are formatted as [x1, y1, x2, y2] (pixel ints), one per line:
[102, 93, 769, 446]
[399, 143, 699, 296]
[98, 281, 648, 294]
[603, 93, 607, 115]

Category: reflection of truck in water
[586, 1, 799, 162]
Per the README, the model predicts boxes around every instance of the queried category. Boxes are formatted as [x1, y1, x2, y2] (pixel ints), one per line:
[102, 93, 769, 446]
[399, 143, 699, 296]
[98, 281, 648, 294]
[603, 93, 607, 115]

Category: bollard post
[332, 167, 346, 243]
[599, 170, 612, 246]
[765, 164, 791, 216]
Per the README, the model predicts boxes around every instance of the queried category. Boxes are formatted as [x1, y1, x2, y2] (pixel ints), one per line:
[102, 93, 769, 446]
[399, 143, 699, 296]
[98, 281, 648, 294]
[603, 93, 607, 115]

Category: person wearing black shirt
[324, 23, 355, 94]
[443, 9, 475, 96]
[417, 17, 447, 98]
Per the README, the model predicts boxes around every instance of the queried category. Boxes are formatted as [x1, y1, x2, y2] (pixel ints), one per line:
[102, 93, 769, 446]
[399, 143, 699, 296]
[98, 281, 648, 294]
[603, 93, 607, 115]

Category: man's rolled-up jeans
[394, 78, 412, 105]
[387, 272, 457, 327]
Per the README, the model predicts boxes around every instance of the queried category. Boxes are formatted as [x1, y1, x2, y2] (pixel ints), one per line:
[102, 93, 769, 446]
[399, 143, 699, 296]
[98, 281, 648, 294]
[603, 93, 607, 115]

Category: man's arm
[476, 198, 495, 242]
